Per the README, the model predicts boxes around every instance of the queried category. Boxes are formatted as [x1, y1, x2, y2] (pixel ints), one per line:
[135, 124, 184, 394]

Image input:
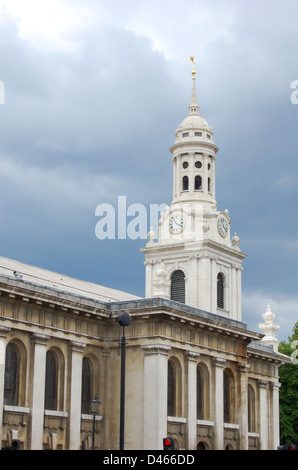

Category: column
[202, 153, 208, 198]
[142, 343, 171, 450]
[189, 152, 195, 196]
[188, 256, 198, 307]
[30, 333, 50, 450]
[212, 357, 226, 449]
[0, 327, 11, 447]
[186, 352, 200, 449]
[257, 380, 268, 450]
[173, 157, 177, 199]
[144, 261, 153, 298]
[198, 256, 211, 312]
[231, 266, 237, 319]
[270, 381, 281, 450]
[176, 155, 181, 198]
[68, 341, 86, 450]
[237, 364, 249, 450]
[210, 257, 217, 314]
[236, 267, 242, 321]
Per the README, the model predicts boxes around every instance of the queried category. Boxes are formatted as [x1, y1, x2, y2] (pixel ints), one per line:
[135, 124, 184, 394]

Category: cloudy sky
[0, 0, 297, 341]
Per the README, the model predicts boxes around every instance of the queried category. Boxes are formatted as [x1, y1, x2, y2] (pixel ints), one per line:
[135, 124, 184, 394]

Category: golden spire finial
[190, 56, 196, 77]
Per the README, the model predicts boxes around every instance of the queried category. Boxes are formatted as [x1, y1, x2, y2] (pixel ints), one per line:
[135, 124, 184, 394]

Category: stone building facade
[0, 61, 290, 450]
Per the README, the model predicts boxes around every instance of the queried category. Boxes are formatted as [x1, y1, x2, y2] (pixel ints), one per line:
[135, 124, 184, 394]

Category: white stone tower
[142, 58, 246, 321]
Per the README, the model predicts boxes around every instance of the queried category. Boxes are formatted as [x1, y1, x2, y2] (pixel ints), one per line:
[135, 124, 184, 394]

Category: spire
[189, 57, 199, 115]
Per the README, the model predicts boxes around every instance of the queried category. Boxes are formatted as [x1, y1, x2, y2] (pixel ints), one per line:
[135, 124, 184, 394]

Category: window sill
[167, 416, 186, 424]
[248, 432, 259, 438]
[3, 405, 30, 414]
[81, 414, 103, 421]
[224, 423, 239, 429]
[216, 307, 230, 315]
[44, 410, 68, 418]
[197, 419, 214, 427]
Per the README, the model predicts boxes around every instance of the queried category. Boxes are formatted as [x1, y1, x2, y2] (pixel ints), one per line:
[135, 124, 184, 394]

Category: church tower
[142, 59, 246, 321]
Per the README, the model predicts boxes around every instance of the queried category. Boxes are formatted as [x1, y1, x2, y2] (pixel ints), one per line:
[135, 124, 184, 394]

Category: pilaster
[270, 381, 281, 450]
[212, 357, 226, 449]
[185, 351, 200, 449]
[257, 379, 269, 450]
[142, 343, 171, 450]
[30, 333, 50, 450]
[68, 341, 86, 450]
[0, 327, 11, 447]
[237, 363, 249, 449]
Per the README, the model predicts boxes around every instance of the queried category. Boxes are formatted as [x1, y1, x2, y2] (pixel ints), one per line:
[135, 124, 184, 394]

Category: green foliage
[278, 322, 298, 445]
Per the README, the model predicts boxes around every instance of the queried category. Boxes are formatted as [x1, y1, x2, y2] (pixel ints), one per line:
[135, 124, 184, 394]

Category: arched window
[182, 175, 189, 191]
[167, 361, 175, 417]
[217, 273, 224, 309]
[208, 177, 211, 192]
[194, 175, 202, 190]
[223, 370, 230, 423]
[45, 350, 58, 411]
[4, 343, 19, 406]
[224, 369, 235, 424]
[81, 357, 93, 414]
[170, 270, 185, 304]
[167, 358, 182, 417]
[197, 364, 210, 420]
[197, 367, 204, 420]
[248, 385, 256, 432]
[197, 441, 207, 450]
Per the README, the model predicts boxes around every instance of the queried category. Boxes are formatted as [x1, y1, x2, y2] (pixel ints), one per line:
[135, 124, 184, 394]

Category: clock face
[218, 216, 228, 238]
[169, 214, 184, 234]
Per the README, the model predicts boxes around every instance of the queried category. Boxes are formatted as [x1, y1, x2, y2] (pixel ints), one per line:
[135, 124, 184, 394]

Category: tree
[278, 322, 298, 444]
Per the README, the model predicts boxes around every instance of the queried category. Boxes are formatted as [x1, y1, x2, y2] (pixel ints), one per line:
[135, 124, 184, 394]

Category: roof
[0, 256, 140, 303]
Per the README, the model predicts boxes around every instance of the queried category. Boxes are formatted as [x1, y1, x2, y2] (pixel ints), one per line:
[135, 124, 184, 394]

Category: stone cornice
[0, 275, 110, 321]
[247, 342, 292, 365]
[169, 140, 219, 154]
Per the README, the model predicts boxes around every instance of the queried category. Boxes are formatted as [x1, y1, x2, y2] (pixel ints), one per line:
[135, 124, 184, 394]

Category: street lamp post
[117, 313, 131, 451]
[90, 394, 101, 450]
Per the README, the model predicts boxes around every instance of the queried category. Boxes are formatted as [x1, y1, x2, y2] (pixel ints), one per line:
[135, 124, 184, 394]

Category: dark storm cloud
[0, 0, 297, 340]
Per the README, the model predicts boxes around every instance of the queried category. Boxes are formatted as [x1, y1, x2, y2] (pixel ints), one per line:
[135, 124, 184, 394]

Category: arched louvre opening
[194, 175, 202, 190]
[81, 357, 93, 414]
[182, 175, 189, 191]
[217, 273, 224, 309]
[44, 350, 58, 411]
[4, 343, 19, 406]
[170, 270, 185, 304]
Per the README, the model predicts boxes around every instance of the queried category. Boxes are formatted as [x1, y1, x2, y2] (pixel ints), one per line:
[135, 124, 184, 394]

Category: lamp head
[117, 312, 131, 327]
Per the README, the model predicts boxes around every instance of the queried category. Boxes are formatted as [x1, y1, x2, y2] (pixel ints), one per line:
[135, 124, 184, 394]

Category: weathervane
[190, 56, 196, 78]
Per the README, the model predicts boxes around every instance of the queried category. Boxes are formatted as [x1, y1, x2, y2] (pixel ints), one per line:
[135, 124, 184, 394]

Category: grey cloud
[1, 1, 298, 341]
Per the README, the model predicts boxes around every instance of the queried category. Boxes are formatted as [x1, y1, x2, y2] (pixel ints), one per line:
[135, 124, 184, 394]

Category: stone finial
[146, 227, 156, 245]
[259, 305, 280, 352]
[232, 233, 240, 250]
